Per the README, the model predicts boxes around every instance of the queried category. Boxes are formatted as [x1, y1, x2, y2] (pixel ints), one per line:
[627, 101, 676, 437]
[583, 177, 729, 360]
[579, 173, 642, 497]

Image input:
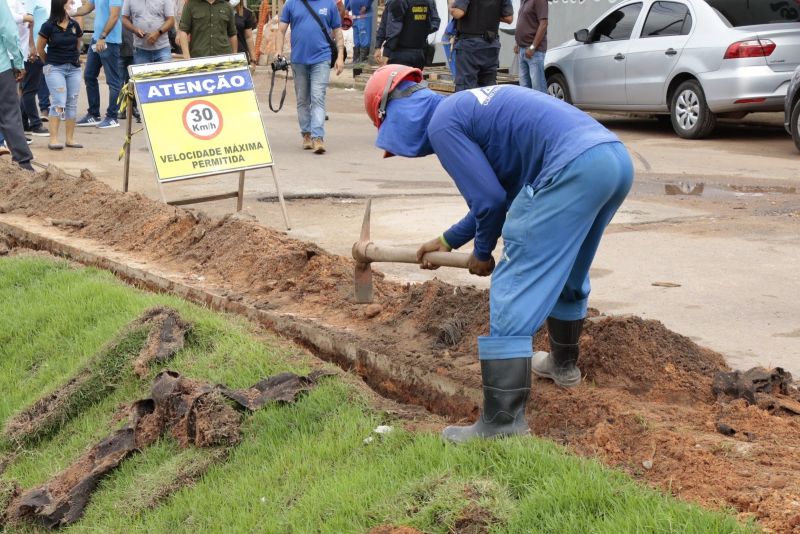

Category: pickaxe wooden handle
[352, 200, 471, 303]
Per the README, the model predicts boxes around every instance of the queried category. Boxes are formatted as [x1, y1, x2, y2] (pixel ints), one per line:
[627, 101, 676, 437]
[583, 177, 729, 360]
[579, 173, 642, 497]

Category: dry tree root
[2, 307, 191, 447]
[2, 369, 331, 530]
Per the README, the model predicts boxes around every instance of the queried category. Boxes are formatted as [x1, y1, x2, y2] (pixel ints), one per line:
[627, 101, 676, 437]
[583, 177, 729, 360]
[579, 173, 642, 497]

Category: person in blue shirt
[278, 0, 344, 154]
[344, 0, 372, 64]
[72, 0, 124, 129]
[0, 0, 35, 171]
[364, 65, 633, 443]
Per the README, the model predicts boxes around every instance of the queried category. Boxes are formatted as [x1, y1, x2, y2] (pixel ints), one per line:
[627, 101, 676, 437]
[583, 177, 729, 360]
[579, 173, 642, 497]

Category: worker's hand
[513, 44, 519, 54]
[146, 31, 160, 45]
[134, 27, 146, 38]
[373, 48, 382, 62]
[416, 236, 451, 270]
[13, 69, 24, 82]
[335, 55, 344, 75]
[525, 47, 534, 59]
[467, 254, 495, 277]
[95, 38, 107, 53]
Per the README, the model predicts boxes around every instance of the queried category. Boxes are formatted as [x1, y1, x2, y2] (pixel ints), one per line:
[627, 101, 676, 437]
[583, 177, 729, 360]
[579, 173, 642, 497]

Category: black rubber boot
[442, 358, 531, 443]
[353, 47, 362, 64]
[531, 318, 583, 388]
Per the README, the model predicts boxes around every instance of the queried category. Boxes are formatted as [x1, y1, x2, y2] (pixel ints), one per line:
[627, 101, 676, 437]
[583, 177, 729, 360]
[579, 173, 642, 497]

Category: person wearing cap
[374, 0, 439, 69]
[363, 65, 633, 443]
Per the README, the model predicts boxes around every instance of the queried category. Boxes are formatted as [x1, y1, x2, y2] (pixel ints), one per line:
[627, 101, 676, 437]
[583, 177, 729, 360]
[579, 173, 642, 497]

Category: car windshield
[706, 0, 800, 26]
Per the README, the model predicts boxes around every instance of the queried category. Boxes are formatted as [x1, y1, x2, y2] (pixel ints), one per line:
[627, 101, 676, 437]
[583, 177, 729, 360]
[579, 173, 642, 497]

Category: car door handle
[665, 48, 678, 56]
[614, 53, 625, 61]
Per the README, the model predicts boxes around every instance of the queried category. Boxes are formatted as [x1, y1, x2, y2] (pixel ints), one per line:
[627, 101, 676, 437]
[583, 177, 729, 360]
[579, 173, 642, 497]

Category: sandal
[65, 143, 83, 148]
[48, 144, 64, 150]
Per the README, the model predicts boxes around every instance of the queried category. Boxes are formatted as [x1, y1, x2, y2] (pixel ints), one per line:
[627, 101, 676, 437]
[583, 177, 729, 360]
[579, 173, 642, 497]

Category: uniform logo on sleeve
[468, 86, 504, 106]
[318, 7, 328, 15]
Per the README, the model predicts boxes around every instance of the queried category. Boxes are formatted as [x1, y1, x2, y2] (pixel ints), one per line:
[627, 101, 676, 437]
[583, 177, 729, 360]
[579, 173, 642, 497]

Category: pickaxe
[352, 199, 472, 303]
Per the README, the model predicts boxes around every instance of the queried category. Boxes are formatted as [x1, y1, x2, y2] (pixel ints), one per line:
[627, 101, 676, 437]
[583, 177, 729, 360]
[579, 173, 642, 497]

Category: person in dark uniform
[374, 0, 439, 70]
[450, 0, 512, 91]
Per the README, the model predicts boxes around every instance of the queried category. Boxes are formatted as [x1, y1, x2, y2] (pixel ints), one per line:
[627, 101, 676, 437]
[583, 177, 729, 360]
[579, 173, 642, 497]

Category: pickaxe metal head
[352, 199, 374, 303]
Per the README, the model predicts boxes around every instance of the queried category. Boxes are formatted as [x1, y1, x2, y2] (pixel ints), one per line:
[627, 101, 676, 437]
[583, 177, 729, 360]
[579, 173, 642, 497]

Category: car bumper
[700, 65, 792, 113]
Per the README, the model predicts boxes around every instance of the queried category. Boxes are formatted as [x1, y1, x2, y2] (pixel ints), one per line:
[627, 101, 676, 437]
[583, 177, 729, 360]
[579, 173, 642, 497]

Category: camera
[271, 56, 290, 72]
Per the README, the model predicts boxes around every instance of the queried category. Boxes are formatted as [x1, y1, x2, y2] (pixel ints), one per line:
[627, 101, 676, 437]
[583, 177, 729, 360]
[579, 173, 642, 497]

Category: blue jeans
[292, 62, 330, 139]
[519, 50, 546, 93]
[478, 142, 633, 361]
[84, 42, 122, 119]
[43, 63, 82, 120]
[133, 46, 172, 65]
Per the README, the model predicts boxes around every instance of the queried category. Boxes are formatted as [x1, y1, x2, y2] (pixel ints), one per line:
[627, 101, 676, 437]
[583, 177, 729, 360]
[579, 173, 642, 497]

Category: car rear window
[706, 0, 800, 26]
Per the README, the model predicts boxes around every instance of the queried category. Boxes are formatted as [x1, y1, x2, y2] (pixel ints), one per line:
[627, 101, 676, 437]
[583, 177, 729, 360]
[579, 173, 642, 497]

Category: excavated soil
[2, 163, 800, 532]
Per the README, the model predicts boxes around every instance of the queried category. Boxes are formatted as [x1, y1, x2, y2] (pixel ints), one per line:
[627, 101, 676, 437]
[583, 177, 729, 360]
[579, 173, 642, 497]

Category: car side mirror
[575, 29, 590, 43]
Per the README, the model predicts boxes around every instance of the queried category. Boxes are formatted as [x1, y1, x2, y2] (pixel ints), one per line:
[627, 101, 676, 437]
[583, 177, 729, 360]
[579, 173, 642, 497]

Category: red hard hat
[364, 64, 423, 128]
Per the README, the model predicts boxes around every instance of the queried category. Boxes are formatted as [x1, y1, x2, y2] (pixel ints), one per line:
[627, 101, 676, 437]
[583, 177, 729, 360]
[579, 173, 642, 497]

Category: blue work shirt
[427, 85, 620, 261]
[22, 0, 50, 42]
[345, 0, 372, 15]
[92, 0, 123, 44]
[280, 0, 341, 65]
[0, 0, 24, 72]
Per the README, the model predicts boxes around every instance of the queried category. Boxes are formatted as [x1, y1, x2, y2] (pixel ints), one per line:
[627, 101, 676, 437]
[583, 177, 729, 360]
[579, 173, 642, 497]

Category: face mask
[230, 0, 240, 7]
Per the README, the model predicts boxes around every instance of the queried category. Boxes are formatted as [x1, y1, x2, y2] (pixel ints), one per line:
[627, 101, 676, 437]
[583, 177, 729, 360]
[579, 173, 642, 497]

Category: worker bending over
[364, 66, 633, 443]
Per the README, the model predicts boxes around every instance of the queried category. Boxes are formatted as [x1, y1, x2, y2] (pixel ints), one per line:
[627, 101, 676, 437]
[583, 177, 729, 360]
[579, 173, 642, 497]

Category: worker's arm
[428, 125, 507, 262]
[277, 21, 288, 56]
[226, 4, 237, 52]
[428, 0, 440, 33]
[499, 0, 512, 24]
[531, 19, 546, 48]
[72, 0, 94, 17]
[0, 0, 25, 71]
[333, 27, 344, 74]
[244, 26, 255, 64]
[177, 1, 192, 58]
[36, 34, 48, 62]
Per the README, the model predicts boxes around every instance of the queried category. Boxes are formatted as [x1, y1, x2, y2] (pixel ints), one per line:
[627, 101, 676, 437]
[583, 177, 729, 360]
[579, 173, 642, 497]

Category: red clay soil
[2, 164, 800, 532]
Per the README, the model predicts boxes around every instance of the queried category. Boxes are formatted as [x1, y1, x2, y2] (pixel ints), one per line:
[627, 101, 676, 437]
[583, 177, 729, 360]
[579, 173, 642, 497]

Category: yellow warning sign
[131, 54, 273, 182]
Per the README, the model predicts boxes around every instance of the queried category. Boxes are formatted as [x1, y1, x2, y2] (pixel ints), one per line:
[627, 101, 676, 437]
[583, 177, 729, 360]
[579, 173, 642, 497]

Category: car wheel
[670, 80, 716, 139]
[792, 99, 800, 153]
[547, 73, 572, 104]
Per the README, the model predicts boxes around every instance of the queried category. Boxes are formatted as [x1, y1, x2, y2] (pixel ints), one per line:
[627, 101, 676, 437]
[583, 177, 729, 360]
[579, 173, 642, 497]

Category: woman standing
[232, 0, 257, 66]
[36, 0, 83, 150]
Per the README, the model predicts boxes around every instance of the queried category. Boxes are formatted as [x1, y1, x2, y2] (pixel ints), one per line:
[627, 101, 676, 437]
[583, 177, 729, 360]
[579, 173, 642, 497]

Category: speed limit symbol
[182, 100, 224, 140]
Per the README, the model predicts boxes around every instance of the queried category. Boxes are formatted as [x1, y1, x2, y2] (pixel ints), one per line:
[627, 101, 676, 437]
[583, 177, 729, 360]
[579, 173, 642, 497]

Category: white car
[545, 0, 800, 138]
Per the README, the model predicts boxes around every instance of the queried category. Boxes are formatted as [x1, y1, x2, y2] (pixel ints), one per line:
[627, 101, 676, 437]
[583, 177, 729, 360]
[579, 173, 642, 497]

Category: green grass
[0, 256, 756, 533]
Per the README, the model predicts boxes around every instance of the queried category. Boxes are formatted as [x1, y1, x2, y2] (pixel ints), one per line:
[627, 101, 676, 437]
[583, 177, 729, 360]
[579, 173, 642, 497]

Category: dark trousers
[84, 43, 122, 119]
[20, 58, 43, 130]
[0, 69, 34, 164]
[387, 47, 426, 70]
[454, 40, 500, 92]
[38, 79, 50, 113]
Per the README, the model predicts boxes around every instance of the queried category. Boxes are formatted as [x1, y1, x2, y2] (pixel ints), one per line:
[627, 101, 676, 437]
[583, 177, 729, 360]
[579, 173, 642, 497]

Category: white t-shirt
[6, 0, 30, 58]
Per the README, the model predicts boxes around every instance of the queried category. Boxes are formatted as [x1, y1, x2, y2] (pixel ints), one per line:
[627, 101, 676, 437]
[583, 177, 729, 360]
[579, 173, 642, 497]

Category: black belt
[457, 31, 498, 41]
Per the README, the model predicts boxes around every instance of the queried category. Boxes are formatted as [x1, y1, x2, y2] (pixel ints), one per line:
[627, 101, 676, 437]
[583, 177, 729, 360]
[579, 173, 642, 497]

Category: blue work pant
[292, 62, 330, 140]
[478, 142, 633, 360]
[133, 46, 172, 65]
[519, 50, 546, 93]
[353, 15, 372, 48]
[84, 43, 122, 119]
[44, 63, 82, 120]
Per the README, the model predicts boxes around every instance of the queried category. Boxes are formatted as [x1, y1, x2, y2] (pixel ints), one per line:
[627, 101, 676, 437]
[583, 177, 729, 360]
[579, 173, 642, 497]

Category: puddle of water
[659, 182, 796, 198]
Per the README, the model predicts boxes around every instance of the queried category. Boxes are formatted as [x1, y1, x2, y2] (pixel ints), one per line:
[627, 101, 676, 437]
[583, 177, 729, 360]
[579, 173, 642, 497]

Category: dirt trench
[2, 163, 800, 532]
